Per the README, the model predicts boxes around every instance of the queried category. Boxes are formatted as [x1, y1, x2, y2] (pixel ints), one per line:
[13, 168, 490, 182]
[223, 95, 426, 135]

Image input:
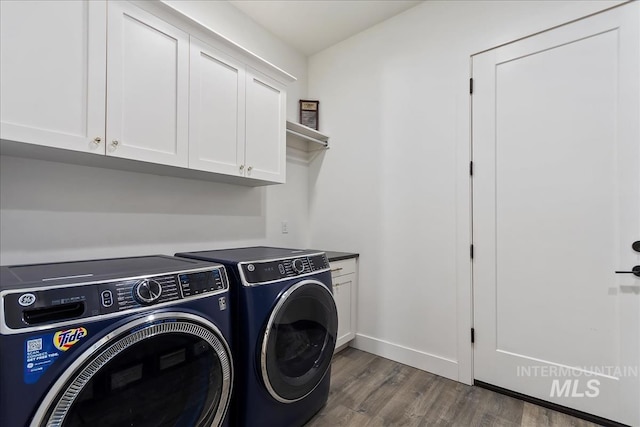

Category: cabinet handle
[239, 165, 244, 174]
[92, 136, 102, 145]
[330, 267, 343, 272]
[333, 281, 348, 287]
[247, 166, 253, 175]
[111, 140, 119, 148]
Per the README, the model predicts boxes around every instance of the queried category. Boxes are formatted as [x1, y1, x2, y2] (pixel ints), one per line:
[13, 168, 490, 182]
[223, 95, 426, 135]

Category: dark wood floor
[306, 348, 601, 427]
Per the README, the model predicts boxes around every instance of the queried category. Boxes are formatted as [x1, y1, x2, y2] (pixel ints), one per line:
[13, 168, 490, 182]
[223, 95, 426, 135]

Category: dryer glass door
[33, 313, 232, 427]
[261, 280, 338, 403]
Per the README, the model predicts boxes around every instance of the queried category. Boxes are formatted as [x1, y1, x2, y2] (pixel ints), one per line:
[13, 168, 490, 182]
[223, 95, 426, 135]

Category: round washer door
[31, 312, 232, 427]
[261, 280, 338, 403]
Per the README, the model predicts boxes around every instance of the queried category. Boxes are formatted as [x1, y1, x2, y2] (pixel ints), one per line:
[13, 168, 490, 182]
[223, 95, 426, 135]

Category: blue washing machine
[0, 255, 234, 427]
[176, 247, 338, 427]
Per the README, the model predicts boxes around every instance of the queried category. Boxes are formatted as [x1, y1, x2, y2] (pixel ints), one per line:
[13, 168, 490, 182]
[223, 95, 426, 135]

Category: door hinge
[470, 244, 474, 259]
[471, 328, 475, 343]
[470, 161, 473, 176]
[470, 78, 474, 95]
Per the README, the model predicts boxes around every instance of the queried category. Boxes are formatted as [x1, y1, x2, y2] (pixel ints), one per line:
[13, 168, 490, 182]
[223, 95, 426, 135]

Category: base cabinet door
[106, 1, 189, 167]
[245, 68, 286, 183]
[331, 258, 358, 350]
[0, 0, 106, 154]
[334, 277, 354, 347]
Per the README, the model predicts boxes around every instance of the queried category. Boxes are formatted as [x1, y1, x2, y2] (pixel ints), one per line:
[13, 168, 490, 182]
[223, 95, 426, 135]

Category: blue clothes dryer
[0, 255, 233, 427]
[176, 247, 338, 427]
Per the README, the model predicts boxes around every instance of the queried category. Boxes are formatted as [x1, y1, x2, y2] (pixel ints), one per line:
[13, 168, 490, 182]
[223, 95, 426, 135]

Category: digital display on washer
[242, 261, 283, 284]
[308, 255, 328, 270]
[179, 270, 224, 296]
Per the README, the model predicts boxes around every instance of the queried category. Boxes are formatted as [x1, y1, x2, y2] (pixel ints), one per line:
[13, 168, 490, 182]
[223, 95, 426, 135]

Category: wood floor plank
[353, 362, 415, 417]
[521, 403, 602, 427]
[375, 369, 438, 426]
[338, 357, 401, 411]
[306, 348, 603, 427]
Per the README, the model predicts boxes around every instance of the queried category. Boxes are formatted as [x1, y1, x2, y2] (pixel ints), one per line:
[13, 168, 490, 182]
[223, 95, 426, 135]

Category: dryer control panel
[240, 253, 329, 285]
[2, 267, 228, 331]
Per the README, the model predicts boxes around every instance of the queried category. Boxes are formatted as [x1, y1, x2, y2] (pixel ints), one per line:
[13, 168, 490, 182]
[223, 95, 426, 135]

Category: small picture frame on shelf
[299, 100, 319, 130]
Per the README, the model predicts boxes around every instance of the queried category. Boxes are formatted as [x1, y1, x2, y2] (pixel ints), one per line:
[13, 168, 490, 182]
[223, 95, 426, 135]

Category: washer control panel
[105, 275, 182, 312]
[241, 253, 329, 285]
[2, 267, 228, 330]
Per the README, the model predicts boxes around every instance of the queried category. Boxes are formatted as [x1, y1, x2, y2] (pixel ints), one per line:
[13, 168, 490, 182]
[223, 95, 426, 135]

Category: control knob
[292, 258, 305, 274]
[134, 279, 163, 304]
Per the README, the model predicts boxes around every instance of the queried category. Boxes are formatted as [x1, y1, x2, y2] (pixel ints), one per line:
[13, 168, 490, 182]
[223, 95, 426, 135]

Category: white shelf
[285, 121, 329, 163]
[286, 121, 329, 147]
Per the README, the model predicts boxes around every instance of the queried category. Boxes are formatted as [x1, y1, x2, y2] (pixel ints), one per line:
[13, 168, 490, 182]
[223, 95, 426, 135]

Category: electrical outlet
[281, 221, 289, 234]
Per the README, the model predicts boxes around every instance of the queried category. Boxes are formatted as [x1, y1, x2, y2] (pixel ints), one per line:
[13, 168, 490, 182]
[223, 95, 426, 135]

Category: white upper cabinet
[0, 0, 106, 154]
[245, 68, 286, 183]
[106, 1, 189, 167]
[190, 45, 286, 183]
[1, 0, 294, 185]
[189, 37, 246, 176]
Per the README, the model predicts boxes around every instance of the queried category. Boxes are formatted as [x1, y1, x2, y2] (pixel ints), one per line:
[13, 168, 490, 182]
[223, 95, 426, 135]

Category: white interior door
[472, 3, 639, 426]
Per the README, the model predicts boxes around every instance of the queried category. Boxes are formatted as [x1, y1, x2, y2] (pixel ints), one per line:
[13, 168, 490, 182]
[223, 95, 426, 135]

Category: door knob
[615, 266, 640, 277]
[633, 241, 640, 253]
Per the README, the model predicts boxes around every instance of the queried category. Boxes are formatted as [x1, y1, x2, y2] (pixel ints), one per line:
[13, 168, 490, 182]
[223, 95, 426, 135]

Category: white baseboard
[352, 333, 459, 381]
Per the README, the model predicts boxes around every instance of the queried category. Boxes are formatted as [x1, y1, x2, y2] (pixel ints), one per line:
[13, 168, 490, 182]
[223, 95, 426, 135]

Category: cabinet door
[189, 37, 246, 176]
[106, 1, 188, 167]
[245, 68, 286, 183]
[0, 0, 106, 154]
[334, 275, 355, 348]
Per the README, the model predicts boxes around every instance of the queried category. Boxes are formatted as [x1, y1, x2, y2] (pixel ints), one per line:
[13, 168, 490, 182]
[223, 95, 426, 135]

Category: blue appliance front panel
[235, 270, 333, 427]
[0, 298, 232, 427]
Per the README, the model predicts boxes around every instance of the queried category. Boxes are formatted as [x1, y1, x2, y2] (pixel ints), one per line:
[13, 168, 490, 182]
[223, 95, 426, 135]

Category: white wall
[0, 2, 310, 265]
[0, 156, 310, 265]
[307, 0, 622, 383]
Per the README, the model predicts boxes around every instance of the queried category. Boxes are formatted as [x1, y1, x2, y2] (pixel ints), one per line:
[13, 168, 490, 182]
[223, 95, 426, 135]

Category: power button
[101, 290, 113, 307]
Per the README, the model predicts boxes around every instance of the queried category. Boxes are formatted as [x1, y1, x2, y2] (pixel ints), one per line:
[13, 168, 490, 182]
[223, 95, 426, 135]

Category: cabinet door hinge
[470, 244, 474, 259]
[471, 328, 475, 343]
[470, 78, 474, 95]
[470, 161, 473, 176]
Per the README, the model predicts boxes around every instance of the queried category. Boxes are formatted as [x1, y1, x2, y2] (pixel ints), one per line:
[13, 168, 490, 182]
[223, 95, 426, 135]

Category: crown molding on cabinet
[148, 1, 297, 84]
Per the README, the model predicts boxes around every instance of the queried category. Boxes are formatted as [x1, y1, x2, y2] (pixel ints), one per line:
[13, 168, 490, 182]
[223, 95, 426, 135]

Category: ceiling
[229, 0, 423, 56]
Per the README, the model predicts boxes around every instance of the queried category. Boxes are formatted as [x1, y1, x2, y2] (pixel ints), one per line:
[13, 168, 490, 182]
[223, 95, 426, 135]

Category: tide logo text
[53, 327, 88, 351]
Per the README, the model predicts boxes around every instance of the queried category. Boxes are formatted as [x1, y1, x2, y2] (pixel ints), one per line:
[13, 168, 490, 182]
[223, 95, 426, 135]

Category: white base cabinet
[331, 258, 358, 350]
